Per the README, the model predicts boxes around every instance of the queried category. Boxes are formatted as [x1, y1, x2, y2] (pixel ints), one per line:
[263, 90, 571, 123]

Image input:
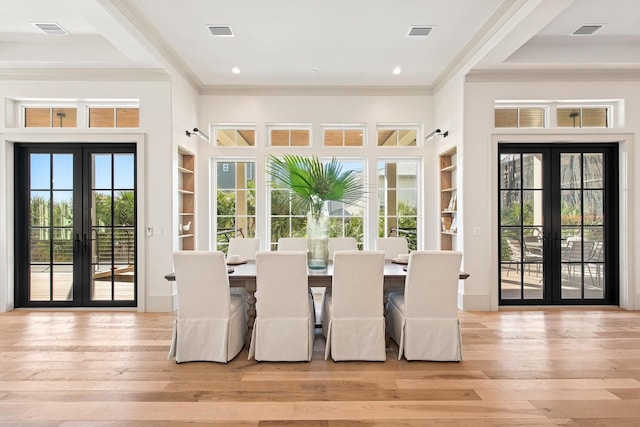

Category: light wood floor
[1, 308, 639, 426]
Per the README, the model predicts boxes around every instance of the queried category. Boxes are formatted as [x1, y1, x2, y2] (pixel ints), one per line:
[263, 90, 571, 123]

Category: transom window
[557, 107, 608, 128]
[495, 107, 545, 128]
[377, 126, 419, 147]
[89, 107, 139, 128]
[215, 127, 256, 147]
[20, 100, 140, 129]
[323, 126, 365, 147]
[494, 101, 617, 129]
[24, 107, 77, 128]
[267, 125, 311, 147]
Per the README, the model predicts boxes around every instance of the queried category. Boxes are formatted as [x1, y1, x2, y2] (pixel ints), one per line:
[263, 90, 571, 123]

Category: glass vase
[306, 208, 329, 270]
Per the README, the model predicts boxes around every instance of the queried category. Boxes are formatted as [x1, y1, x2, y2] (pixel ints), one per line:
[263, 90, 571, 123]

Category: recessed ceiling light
[208, 25, 234, 37]
[32, 22, 67, 35]
[393, 66, 402, 75]
[232, 67, 240, 74]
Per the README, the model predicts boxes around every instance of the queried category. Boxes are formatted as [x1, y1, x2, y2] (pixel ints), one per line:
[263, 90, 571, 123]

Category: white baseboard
[145, 293, 177, 312]
[458, 292, 492, 311]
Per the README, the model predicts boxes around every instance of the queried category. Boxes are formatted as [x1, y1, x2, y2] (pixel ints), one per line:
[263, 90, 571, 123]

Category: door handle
[74, 234, 81, 252]
[83, 233, 89, 251]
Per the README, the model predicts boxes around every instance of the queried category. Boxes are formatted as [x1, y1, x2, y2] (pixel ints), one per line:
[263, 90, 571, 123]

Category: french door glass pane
[31, 154, 50, 188]
[31, 191, 50, 226]
[114, 154, 135, 189]
[561, 154, 581, 188]
[522, 153, 543, 188]
[94, 191, 112, 225]
[53, 154, 73, 189]
[500, 190, 520, 225]
[90, 152, 136, 302]
[500, 154, 521, 189]
[29, 153, 75, 303]
[52, 265, 72, 301]
[114, 190, 135, 225]
[53, 191, 73, 226]
[584, 190, 604, 225]
[30, 265, 49, 301]
[499, 152, 545, 301]
[52, 228, 72, 262]
[584, 154, 603, 188]
[559, 152, 606, 301]
[93, 154, 112, 188]
[30, 228, 50, 263]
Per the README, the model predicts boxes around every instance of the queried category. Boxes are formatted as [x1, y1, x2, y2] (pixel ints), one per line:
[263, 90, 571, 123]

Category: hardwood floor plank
[290, 400, 544, 420]
[395, 378, 640, 390]
[1, 309, 639, 424]
[473, 389, 620, 401]
[530, 400, 640, 419]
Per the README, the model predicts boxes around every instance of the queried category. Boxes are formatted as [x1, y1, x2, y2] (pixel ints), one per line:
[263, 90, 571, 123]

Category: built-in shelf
[439, 148, 457, 250]
[178, 147, 195, 250]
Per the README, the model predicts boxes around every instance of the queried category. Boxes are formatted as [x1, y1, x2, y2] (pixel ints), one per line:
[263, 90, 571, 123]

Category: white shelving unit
[439, 148, 457, 250]
[177, 148, 195, 250]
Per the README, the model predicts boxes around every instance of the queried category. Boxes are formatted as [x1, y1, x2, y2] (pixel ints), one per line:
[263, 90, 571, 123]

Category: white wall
[197, 93, 434, 253]
[462, 77, 639, 310]
[433, 75, 468, 308]
[165, 75, 200, 310]
[0, 78, 176, 312]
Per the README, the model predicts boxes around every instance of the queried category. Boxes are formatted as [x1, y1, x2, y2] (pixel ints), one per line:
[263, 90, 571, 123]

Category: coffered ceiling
[1, 0, 638, 90]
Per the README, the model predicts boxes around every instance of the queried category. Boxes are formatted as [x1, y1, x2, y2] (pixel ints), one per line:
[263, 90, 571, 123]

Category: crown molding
[0, 68, 170, 81]
[466, 68, 640, 82]
[199, 85, 433, 96]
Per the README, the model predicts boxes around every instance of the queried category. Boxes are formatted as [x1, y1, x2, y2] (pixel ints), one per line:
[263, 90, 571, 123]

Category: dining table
[165, 260, 469, 345]
[163, 260, 470, 284]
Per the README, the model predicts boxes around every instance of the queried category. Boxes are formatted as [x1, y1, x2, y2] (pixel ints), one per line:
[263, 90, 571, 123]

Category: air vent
[208, 25, 234, 37]
[408, 26, 433, 37]
[572, 24, 604, 35]
[32, 22, 67, 35]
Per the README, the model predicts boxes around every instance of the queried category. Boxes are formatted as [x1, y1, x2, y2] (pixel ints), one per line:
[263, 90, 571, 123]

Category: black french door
[15, 144, 137, 308]
[499, 143, 618, 305]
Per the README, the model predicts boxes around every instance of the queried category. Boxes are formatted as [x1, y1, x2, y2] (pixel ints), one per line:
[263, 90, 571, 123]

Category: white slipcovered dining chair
[227, 237, 261, 260]
[249, 251, 315, 361]
[328, 237, 358, 259]
[386, 250, 463, 361]
[374, 237, 409, 260]
[307, 237, 358, 324]
[322, 250, 386, 361]
[168, 251, 248, 363]
[277, 237, 308, 252]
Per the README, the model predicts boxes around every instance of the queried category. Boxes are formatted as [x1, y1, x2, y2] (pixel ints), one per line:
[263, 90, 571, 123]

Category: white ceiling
[1, 0, 638, 90]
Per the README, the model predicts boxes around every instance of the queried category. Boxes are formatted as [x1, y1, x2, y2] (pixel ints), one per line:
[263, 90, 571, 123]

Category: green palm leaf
[266, 155, 365, 219]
